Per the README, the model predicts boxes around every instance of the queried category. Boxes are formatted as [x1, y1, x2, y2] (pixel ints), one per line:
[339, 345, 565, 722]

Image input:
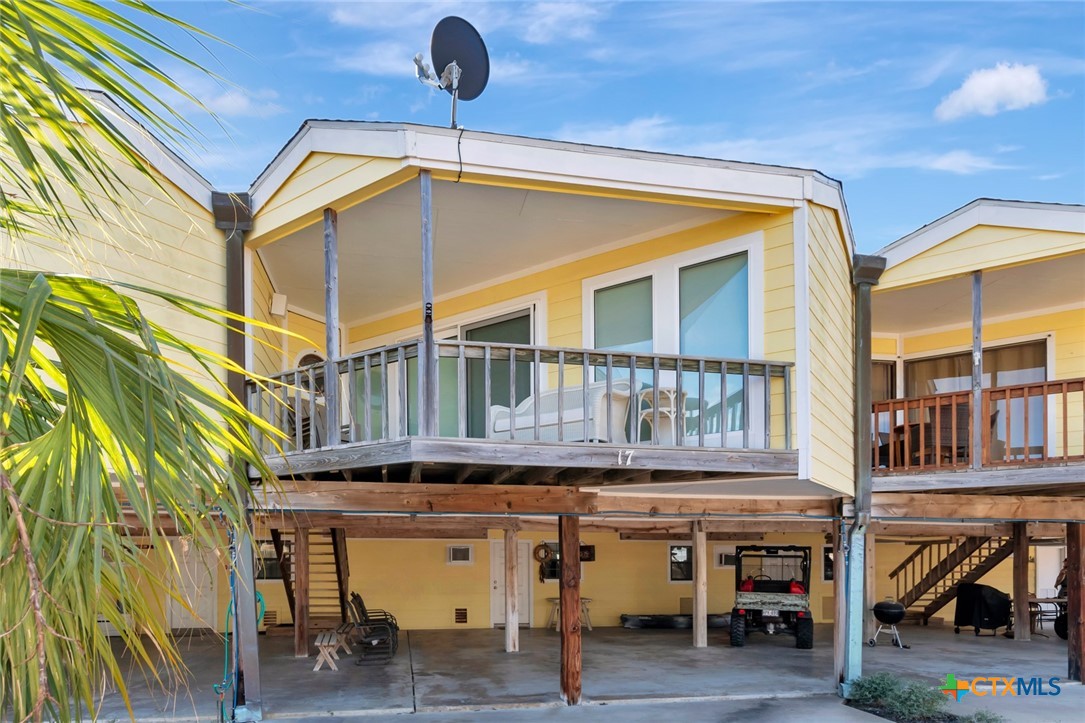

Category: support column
[843, 523, 867, 689]
[1013, 522, 1031, 641]
[971, 271, 983, 469]
[213, 192, 261, 721]
[505, 527, 520, 653]
[864, 533, 876, 642]
[294, 526, 310, 658]
[833, 519, 847, 686]
[419, 170, 437, 436]
[323, 209, 340, 444]
[692, 520, 708, 648]
[1068, 522, 1083, 681]
[559, 515, 582, 705]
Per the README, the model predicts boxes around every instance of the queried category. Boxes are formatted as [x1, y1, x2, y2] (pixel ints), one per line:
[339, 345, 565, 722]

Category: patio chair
[347, 592, 398, 663]
[935, 401, 971, 464]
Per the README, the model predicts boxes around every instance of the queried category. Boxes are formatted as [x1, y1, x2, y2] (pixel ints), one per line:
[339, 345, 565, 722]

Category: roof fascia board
[880, 200, 1085, 268]
[88, 91, 215, 211]
[809, 175, 856, 257]
[250, 122, 856, 218]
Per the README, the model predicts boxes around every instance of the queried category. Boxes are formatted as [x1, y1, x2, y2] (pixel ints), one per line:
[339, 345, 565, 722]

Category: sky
[148, 1, 1085, 252]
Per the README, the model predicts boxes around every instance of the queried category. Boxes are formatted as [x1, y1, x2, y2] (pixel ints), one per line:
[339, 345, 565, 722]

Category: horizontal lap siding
[881, 226, 1084, 290]
[286, 311, 326, 364]
[251, 254, 281, 377]
[807, 204, 854, 495]
[2, 140, 227, 385]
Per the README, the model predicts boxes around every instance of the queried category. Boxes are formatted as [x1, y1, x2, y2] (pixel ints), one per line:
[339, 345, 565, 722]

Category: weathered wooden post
[323, 208, 340, 445]
[419, 170, 437, 437]
[294, 525, 310, 658]
[1013, 522, 1031, 641]
[1068, 522, 1083, 681]
[559, 515, 582, 704]
[971, 271, 983, 469]
[692, 520, 708, 648]
[505, 527, 520, 653]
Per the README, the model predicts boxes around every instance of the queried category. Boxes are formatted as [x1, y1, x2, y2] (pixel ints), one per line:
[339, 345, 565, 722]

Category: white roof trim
[87, 91, 215, 211]
[877, 199, 1085, 269]
[247, 122, 854, 255]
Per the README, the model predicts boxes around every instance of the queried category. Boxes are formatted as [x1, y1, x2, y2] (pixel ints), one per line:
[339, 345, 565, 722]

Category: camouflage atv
[730, 545, 814, 649]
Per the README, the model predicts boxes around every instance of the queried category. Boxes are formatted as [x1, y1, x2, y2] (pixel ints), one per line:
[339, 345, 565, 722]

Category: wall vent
[263, 609, 279, 628]
[454, 608, 468, 624]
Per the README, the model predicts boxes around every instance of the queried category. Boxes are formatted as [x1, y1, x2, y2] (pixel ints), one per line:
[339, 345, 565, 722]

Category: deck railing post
[971, 270, 983, 469]
[420, 170, 437, 437]
[323, 208, 340, 448]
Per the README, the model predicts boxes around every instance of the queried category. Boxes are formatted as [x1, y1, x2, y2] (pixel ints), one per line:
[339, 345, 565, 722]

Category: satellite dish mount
[413, 17, 489, 128]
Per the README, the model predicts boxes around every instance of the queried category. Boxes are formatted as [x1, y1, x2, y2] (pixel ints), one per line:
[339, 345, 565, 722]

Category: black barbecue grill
[868, 599, 910, 649]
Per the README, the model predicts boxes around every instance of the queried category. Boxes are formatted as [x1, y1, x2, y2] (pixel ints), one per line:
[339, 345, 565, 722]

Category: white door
[490, 540, 532, 627]
[169, 538, 217, 630]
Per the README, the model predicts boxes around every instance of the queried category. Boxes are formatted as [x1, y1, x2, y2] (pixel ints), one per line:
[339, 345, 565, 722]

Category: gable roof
[877, 198, 1085, 269]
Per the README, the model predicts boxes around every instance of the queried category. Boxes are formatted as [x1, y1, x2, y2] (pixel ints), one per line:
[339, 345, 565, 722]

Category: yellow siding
[250, 155, 410, 246]
[873, 337, 897, 356]
[880, 226, 1084, 291]
[286, 311, 326, 366]
[807, 204, 855, 494]
[1, 137, 227, 372]
[251, 253, 281, 377]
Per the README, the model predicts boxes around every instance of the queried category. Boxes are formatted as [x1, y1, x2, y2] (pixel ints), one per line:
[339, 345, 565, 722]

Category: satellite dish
[413, 16, 489, 127]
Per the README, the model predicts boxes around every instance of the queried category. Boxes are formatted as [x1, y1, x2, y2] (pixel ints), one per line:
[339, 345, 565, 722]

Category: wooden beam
[455, 465, 476, 484]
[505, 528, 519, 653]
[871, 521, 1066, 538]
[692, 520, 708, 648]
[1013, 521, 1031, 641]
[294, 525, 309, 658]
[559, 515, 582, 705]
[257, 481, 836, 517]
[1068, 522, 1083, 682]
[863, 492, 1085, 522]
[491, 466, 527, 485]
[522, 467, 563, 485]
[619, 531, 766, 541]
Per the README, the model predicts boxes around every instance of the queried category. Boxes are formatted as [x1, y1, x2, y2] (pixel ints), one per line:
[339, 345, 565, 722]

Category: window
[669, 544, 693, 582]
[594, 278, 653, 355]
[446, 544, 474, 565]
[872, 361, 896, 403]
[255, 539, 286, 580]
[822, 545, 834, 582]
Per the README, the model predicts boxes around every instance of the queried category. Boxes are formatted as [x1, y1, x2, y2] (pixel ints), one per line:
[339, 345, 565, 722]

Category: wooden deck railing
[248, 340, 794, 456]
[872, 378, 1085, 473]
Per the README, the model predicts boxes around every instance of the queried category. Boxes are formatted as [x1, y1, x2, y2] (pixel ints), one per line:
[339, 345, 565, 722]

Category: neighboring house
[867, 199, 1085, 625]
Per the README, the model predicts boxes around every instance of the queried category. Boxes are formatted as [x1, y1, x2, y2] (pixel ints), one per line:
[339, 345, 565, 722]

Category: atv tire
[730, 610, 746, 647]
[795, 616, 814, 649]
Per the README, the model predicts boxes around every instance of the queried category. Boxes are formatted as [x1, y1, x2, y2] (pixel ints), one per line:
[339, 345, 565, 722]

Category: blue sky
[153, 1, 1085, 252]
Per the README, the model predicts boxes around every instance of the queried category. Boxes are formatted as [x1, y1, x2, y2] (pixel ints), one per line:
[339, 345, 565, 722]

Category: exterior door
[169, 538, 217, 630]
[490, 540, 532, 627]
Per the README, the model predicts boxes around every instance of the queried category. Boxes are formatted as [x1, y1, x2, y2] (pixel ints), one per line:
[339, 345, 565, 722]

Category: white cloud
[204, 88, 285, 119]
[921, 150, 1005, 175]
[521, 3, 603, 44]
[335, 42, 416, 77]
[935, 63, 1048, 121]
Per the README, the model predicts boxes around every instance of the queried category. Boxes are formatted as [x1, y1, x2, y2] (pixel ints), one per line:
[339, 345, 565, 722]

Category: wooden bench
[313, 631, 341, 671]
[334, 622, 354, 655]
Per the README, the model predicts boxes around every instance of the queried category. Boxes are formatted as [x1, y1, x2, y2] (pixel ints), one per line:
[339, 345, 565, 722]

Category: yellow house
[10, 93, 1085, 718]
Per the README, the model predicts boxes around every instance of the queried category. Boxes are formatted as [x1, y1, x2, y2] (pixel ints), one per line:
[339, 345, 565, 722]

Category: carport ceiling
[873, 253, 1085, 335]
[259, 178, 736, 324]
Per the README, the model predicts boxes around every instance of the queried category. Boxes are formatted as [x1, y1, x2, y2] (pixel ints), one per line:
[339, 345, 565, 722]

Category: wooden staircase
[270, 527, 350, 627]
[889, 536, 1014, 623]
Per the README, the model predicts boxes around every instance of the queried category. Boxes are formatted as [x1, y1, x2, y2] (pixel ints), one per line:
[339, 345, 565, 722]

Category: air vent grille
[264, 609, 279, 627]
[454, 608, 468, 624]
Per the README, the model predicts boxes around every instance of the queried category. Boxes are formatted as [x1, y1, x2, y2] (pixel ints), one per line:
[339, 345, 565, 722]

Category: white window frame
[582, 232, 765, 358]
[446, 544, 474, 566]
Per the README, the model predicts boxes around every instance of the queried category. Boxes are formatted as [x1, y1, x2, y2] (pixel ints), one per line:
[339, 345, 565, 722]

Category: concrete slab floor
[93, 623, 1073, 721]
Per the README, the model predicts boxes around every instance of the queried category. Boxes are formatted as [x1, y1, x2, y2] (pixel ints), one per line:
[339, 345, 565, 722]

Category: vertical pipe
[971, 271, 983, 469]
[323, 208, 340, 447]
[833, 515, 847, 687]
[420, 170, 437, 437]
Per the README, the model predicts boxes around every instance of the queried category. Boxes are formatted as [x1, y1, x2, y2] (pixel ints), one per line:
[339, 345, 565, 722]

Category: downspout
[212, 192, 263, 721]
[841, 253, 886, 696]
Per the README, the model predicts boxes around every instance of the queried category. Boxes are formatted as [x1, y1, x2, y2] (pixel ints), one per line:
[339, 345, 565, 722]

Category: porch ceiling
[258, 177, 737, 325]
[872, 251, 1085, 335]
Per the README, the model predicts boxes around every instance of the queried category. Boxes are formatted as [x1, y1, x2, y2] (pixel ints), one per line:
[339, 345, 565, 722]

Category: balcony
[248, 340, 796, 483]
[871, 378, 1085, 480]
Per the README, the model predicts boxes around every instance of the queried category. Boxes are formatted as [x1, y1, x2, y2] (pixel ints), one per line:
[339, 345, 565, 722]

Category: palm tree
[1, 2, 279, 720]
